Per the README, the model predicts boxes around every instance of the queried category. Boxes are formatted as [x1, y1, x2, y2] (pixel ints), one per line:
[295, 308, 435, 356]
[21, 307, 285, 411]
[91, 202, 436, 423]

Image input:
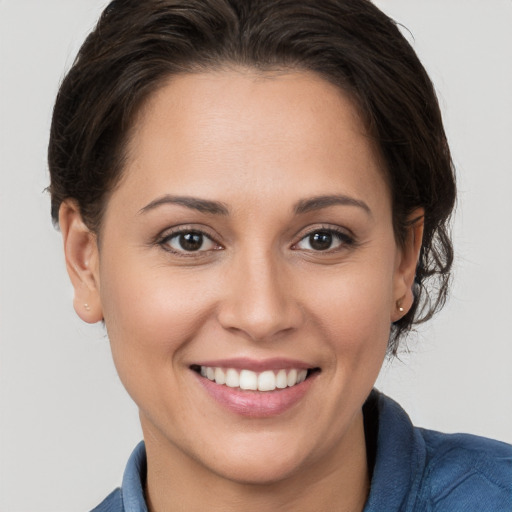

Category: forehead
[118, 69, 389, 213]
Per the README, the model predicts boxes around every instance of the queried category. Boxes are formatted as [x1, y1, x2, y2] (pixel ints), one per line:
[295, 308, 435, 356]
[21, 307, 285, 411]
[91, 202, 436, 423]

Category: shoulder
[417, 428, 512, 511]
[364, 391, 512, 512]
[90, 488, 123, 512]
[88, 441, 147, 512]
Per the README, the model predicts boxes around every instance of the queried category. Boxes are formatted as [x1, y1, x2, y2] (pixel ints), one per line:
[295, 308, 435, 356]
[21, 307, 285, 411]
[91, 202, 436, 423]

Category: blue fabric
[90, 488, 123, 512]
[90, 441, 147, 512]
[90, 391, 512, 511]
[363, 392, 512, 511]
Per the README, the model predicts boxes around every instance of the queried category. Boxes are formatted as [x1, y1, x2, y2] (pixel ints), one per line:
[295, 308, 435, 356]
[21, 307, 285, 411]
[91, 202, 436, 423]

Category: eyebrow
[138, 193, 371, 217]
[138, 195, 229, 216]
[293, 195, 372, 216]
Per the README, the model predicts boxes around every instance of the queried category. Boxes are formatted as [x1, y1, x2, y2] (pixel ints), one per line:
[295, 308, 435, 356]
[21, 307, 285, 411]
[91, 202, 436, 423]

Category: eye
[295, 229, 353, 252]
[161, 230, 220, 254]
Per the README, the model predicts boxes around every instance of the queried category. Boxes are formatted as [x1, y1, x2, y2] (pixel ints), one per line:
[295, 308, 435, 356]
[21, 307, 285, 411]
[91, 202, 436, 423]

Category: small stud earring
[84, 303, 91, 311]
[397, 300, 404, 313]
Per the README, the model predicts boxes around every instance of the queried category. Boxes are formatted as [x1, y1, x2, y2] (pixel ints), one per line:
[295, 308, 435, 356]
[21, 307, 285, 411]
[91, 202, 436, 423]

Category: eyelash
[157, 228, 222, 257]
[155, 225, 355, 257]
[293, 226, 355, 253]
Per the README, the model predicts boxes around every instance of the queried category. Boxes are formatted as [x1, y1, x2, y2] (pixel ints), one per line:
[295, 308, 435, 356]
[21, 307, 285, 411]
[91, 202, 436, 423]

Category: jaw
[141, 397, 370, 512]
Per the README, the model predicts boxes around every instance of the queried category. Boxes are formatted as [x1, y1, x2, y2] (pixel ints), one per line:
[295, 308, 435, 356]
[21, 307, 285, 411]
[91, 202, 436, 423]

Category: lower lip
[195, 372, 317, 418]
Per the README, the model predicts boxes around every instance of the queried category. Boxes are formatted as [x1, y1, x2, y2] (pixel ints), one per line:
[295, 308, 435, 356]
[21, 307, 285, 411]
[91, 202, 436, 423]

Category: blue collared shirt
[91, 391, 512, 511]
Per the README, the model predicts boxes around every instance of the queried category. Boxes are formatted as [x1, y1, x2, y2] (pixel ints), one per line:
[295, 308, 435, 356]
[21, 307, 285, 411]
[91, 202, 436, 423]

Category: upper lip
[191, 357, 316, 372]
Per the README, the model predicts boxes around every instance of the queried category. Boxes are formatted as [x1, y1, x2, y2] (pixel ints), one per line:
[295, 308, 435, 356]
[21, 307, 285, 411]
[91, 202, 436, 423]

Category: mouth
[190, 365, 321, 392]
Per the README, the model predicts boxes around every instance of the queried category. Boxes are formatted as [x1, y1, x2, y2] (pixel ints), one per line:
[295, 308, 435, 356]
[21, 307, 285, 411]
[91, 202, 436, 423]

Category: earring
[397, 300, 404, 313]
[84, 303, 91, 311]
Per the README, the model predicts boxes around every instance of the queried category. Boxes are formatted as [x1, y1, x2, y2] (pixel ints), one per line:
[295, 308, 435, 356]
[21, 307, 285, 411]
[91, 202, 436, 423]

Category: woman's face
[65, 70, 419, 484]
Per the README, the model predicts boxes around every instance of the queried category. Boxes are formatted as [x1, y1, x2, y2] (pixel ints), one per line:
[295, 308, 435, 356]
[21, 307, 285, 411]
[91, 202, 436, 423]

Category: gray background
[1, 1, 511, 510]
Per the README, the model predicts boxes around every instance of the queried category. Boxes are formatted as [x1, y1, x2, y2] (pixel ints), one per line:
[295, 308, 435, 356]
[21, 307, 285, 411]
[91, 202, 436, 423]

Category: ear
[391, 208, 424, 322]
[59, 200, 103, 323]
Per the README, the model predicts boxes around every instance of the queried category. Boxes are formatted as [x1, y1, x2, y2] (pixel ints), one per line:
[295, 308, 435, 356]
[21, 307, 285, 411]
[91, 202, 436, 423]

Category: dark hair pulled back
[48, 0, 456, 353]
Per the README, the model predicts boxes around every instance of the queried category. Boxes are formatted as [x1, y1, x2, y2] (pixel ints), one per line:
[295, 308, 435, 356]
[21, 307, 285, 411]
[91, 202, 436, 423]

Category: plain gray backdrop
[1, 1, 511, 510]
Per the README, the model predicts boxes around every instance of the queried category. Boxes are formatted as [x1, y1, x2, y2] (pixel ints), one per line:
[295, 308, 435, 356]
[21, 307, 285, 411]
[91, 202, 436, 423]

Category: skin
[60, 70, 423, 512]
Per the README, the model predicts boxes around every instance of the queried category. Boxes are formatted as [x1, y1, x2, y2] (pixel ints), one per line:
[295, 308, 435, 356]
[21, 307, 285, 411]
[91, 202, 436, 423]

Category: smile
[192, 363, 320, 417]
[198, 366, 309, 392]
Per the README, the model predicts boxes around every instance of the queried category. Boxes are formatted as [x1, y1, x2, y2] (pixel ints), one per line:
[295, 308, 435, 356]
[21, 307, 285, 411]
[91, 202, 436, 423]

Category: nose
[217, 250, 303, 342]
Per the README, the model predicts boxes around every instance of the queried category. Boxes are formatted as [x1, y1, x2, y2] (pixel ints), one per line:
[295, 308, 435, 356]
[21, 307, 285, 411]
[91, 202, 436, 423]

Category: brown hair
[48, 0, 456, 352]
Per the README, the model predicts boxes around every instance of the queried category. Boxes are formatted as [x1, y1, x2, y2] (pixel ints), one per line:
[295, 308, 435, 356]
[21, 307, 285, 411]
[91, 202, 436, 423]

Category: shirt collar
[120, 391, 426, 512]
[363, 390, 426, 511]
[122, 441, 148, 512]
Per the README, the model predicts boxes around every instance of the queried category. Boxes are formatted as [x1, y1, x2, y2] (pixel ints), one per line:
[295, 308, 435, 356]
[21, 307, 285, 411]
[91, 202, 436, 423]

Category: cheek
[98, 256, 213, 383]
[301, 250, 396, 379]
[309, 263, 394, 338]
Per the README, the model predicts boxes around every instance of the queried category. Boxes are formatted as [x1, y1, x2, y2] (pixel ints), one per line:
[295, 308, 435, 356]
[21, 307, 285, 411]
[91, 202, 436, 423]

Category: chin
[191, 430, 320, 487]
[213, 453, 307, 487]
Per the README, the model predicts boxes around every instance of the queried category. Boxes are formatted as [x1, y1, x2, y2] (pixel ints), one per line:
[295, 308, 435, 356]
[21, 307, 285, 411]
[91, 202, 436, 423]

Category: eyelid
[153, 223, 355, 256]
[156, 225, 223, 256]
[292, 224, 356, 251]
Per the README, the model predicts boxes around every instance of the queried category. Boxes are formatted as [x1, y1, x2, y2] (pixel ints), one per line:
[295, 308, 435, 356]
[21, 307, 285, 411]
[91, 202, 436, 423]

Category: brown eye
[295, 229, 353, 252]
[309, 232, 333, 251]
[179, 233, 204, 251]
[163, 231, 218, 253]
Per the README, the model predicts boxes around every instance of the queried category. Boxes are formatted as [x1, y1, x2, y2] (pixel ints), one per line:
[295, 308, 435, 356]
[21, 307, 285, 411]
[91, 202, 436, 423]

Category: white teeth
[276, 369, 288, 389]
[214, 367, 226, 385]
[199, 366, 311, 391]
[239, 370, 258, 390]
[297, 369, 307, 384]
[225, 368, 240, 388]
[258, 370, 276, 391]
[287, 369, 298, 387]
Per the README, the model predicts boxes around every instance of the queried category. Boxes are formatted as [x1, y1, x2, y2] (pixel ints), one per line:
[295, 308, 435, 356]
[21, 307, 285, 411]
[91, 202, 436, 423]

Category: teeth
[225, 368, 239, 388]
[199, 366, 310, 391]
[258, 370, 276, 392]
[214, 367, 226, 385]
[276, 369, 288, 389]
[287, 369, 297, 387]
[239, 370, 258, 390]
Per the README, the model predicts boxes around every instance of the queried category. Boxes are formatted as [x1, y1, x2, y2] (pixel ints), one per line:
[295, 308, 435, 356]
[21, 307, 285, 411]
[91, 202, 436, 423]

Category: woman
[47, 0, 511, 510]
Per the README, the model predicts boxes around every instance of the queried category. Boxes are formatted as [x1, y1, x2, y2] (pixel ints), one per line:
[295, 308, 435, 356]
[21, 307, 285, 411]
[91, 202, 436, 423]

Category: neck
[143, 411, 369, 512]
